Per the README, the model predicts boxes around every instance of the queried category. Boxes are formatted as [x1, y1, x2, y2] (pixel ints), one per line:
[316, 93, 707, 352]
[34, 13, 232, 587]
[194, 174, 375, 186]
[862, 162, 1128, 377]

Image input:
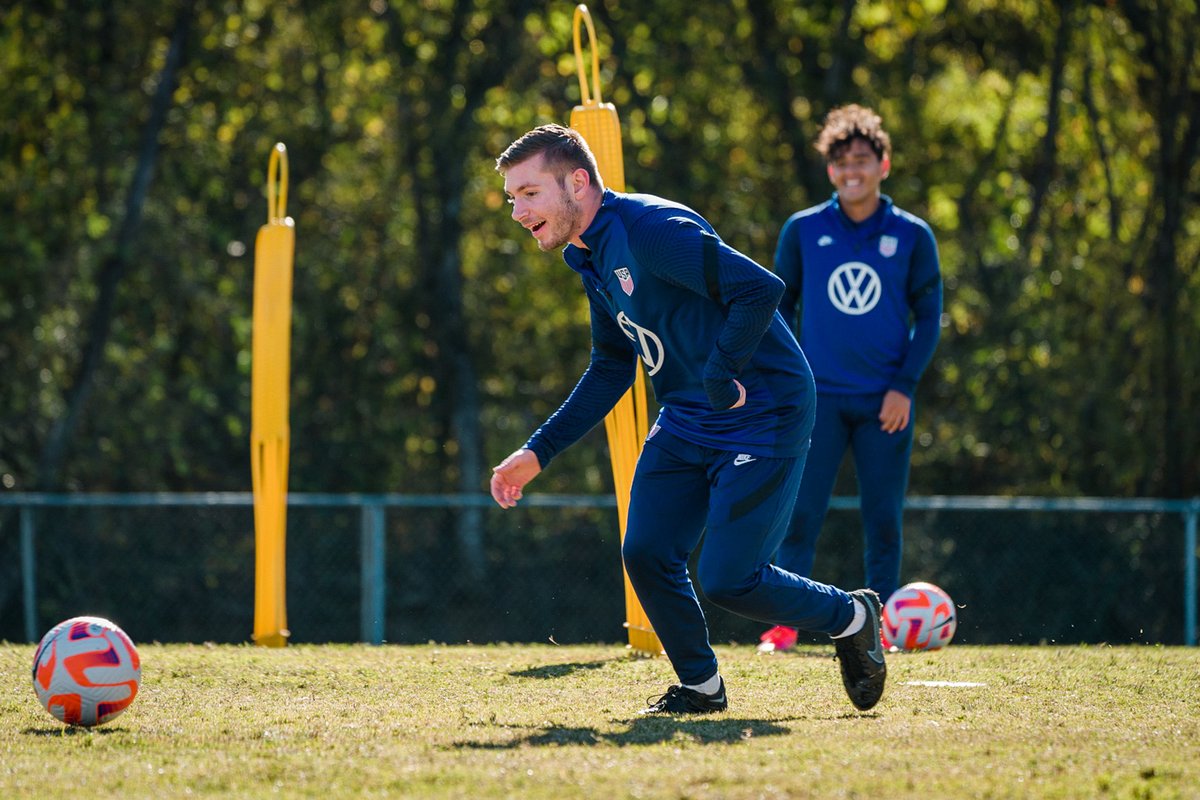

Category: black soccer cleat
[639, 678, 728, 714]
[834, 589, 887, 711]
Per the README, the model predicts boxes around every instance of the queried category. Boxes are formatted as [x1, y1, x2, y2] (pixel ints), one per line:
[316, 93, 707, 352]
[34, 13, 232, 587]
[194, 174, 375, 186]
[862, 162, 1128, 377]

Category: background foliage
[1, 1, 1198, 639]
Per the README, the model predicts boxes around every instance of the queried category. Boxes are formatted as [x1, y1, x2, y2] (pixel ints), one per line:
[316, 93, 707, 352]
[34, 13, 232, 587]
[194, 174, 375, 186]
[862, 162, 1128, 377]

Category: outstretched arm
[490, 282, 637, 508]
[490, 448, 541, 508]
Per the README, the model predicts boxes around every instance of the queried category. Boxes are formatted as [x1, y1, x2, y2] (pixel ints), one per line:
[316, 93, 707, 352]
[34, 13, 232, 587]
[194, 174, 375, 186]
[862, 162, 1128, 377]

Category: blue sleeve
[524, 281, 638, 468]
[773, 214, 803, 335]
[629, 213, 784, 410]
[891, 223, 942, 397]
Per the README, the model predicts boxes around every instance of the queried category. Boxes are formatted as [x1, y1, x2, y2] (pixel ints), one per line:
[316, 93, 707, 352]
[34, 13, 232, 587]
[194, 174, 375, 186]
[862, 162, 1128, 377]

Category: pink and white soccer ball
[31, 616, 141, 727]
[882, 582, 957, 651]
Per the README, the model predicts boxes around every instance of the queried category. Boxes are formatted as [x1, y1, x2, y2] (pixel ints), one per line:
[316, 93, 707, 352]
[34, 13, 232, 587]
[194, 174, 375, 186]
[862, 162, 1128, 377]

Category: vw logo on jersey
[616, 311, 665, 375]
[828, 262, 881, 315]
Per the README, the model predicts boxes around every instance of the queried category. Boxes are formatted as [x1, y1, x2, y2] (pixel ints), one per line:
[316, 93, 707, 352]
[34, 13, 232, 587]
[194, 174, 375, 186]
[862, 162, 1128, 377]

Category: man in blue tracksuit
[758, 105, 942, 654]
[490, 124, 886, 714]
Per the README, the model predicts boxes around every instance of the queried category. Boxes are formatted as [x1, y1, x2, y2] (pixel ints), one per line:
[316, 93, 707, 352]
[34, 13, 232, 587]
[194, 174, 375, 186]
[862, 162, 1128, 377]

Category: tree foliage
[1, 0, 1197, 502]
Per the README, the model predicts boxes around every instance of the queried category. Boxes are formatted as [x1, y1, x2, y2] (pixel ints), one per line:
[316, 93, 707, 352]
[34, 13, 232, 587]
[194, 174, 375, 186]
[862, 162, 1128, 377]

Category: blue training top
[524, 189, 815, 466]
[774, 194, 942, 397]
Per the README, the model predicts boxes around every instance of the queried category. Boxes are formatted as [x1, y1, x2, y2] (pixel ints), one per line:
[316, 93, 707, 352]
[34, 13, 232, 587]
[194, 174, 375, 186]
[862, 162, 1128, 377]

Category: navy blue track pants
[622, 428, 856, 685]
[777, 391, 915, 602]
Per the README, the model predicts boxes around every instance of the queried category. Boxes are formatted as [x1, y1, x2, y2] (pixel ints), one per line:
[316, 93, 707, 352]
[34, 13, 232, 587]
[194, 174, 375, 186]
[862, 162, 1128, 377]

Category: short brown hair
[495, 124, 601, 188]
[815, 104, 891, 162]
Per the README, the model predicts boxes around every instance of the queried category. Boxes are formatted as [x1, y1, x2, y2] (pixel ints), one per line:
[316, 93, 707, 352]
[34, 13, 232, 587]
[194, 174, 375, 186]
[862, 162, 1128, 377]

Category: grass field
[2, 641, 1198, 799]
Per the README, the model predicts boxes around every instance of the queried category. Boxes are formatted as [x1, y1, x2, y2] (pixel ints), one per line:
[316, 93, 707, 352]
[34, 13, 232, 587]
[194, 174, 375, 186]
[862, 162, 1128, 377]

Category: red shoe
[757, 625, 798, 653]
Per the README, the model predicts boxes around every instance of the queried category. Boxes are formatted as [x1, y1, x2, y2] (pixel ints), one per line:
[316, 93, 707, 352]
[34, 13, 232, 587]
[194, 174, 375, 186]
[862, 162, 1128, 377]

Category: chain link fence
[2, 494, 1196, 647]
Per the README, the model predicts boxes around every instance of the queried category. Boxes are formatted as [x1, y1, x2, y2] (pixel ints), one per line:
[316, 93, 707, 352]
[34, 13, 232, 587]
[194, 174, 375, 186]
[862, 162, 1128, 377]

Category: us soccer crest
[879, 235, 898, 257]
[615, 267, 634, 296]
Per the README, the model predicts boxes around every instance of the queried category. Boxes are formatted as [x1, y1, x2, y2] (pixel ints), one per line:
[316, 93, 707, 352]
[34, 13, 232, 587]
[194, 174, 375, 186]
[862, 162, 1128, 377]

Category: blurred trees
[1, 0, 1197, 504]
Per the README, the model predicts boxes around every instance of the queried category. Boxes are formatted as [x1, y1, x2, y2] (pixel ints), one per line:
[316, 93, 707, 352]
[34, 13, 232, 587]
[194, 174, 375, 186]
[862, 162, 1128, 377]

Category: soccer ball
[31, 616, 141, 727]
[882, 582, 957, 651]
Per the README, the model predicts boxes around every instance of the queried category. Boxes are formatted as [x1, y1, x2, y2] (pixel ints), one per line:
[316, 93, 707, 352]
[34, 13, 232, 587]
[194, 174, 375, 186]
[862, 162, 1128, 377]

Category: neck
[839, 193, 881, 223]
[570, 188, 605, 248]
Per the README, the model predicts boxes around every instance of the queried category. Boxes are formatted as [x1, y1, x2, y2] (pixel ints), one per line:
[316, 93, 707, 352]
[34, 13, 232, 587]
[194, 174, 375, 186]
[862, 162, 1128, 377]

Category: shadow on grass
[455, 717, 790, 749]
[23, 726, 127, 736]
[509, 659, 616, 679]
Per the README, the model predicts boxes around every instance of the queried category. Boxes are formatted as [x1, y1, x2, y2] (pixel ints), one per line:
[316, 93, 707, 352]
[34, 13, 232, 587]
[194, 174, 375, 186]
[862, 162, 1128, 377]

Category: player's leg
[850, 392, 915, 602]
[696, 450, 854, 634]
[760, 395, 850, 651]
[697, 449, 887, 710]
[621, 429, 718, 689]
[774, 393, 850, 576]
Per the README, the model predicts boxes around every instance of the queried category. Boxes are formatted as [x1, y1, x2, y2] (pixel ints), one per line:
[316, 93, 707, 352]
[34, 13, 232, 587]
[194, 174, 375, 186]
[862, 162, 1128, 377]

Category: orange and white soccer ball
[882, 582, 957, 651]
[31, 616, 141, 727]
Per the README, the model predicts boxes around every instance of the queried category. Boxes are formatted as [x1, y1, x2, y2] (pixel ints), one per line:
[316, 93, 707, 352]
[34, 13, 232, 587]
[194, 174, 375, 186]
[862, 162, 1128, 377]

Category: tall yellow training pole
[251, 143, 295, 648]
[570, 5, 662, 656]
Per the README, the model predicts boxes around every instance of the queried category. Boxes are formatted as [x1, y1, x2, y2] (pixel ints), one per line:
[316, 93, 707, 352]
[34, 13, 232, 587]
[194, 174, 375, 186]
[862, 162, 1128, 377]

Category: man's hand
[730, 380, 747, 409]
[878, 389, 911, 433]
[490, 448, 542, 508]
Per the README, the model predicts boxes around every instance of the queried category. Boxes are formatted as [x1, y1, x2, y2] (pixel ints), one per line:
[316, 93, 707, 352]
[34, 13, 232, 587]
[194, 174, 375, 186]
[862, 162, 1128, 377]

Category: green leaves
[0, 0, 1196, 497]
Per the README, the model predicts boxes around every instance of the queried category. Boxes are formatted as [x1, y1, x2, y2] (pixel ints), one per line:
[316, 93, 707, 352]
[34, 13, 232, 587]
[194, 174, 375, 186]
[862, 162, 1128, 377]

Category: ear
[880, 155, 891, 179]
[826, 163, 836, 184]
[571, 167, 591, 197]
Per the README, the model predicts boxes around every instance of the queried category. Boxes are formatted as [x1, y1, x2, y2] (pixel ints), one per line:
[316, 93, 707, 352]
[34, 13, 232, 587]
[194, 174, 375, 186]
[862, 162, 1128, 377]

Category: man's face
[503, 153, 583, 251]
[826, 138, 889, 206]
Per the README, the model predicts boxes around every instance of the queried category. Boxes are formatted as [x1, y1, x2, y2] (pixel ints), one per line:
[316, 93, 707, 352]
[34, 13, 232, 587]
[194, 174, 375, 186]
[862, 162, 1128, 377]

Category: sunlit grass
[2, 642, 1197, 798]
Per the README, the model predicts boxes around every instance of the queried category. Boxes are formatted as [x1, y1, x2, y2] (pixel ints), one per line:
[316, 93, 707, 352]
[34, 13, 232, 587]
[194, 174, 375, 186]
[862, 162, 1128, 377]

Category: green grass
[2, 642, 1198, 799]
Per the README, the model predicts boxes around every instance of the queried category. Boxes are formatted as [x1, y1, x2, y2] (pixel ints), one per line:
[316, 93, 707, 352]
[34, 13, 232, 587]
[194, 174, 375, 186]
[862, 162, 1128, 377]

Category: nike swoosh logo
[733, 454, 756, 466]
[867, 616, 885, 664]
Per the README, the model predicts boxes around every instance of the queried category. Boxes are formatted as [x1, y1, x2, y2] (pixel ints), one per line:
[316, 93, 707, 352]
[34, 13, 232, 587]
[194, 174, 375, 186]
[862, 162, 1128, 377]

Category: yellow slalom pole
[569, 5, 663, 657]
[250, 143, 295, 648]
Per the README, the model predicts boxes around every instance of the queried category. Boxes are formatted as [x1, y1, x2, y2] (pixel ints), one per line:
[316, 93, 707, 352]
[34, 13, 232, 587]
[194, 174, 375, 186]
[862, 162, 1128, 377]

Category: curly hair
[815, 104, 891, 162]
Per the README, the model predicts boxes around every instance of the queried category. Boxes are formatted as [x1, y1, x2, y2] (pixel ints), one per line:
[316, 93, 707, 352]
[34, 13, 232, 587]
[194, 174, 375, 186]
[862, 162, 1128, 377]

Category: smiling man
[490, 124, 886, 715]
[758, 105, 943, 655]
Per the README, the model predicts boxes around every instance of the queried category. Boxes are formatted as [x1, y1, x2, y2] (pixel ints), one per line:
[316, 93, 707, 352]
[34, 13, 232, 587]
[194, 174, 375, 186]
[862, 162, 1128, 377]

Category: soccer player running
[490, 124, 885, 714]
[758, 105, 943, 655]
